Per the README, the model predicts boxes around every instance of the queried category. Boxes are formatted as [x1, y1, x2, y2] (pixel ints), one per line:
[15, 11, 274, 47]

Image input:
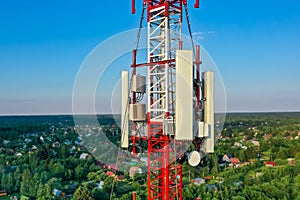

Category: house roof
[230, 158, 240, 164]
[53, 189, 62, 196]
[224, 154, 232, 159]
[265, 161, 277, 166]
[3, 140, 10, 145]
[118, 175, 125, 180]
[79, 153, 89, 159]
[192, 178, 205, 182]
[204, 176, 213, 180]
[129, 167, 143, 175]
[264, 134, 271, 139]
[107, 164, 118, 171]
[106, 171, 115, 176]
[0, 190, 7, 194]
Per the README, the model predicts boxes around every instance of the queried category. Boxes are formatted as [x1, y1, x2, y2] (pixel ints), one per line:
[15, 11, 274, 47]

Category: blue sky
[0, 0, 299, 115]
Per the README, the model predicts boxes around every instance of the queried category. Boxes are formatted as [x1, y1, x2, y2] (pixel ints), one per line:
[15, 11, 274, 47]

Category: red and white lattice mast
[121, 1, 215, 199]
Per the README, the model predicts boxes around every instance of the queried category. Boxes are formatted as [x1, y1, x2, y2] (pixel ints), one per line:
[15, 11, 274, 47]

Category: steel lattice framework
[130, 0, 200, 199]
[147, 1, 182, 199]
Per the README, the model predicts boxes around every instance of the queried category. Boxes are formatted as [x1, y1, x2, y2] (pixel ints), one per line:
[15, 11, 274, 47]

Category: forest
[0, 112, 299, 199]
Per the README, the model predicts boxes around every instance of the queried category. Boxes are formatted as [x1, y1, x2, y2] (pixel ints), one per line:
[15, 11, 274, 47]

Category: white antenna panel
[175, 50, 193, 140]
[198, 121, 204, 138]
[203, 71, 215, 153]
[121, 71, 129, 148]
[131, 75, 146, 93]
[129, 104, 146, 122]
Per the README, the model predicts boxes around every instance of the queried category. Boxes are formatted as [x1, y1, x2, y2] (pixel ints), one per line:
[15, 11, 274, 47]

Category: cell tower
[121, 0, 215, 199]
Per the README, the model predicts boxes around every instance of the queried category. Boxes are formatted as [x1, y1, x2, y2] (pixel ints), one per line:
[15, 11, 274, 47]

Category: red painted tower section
[130, 1, 200, 199]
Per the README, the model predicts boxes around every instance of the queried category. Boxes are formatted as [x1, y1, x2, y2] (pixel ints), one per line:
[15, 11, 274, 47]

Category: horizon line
[0, 110, 300, 117]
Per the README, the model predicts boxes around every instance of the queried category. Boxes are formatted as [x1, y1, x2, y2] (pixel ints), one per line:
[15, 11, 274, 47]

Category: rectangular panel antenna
[203, 71, 215, 153]
[121, 71, 129, 148]
[198, 121, 204, 138]
[175, 50, 193, 140]
[129, 104, 146, 121]
[131, 75, 146, 93]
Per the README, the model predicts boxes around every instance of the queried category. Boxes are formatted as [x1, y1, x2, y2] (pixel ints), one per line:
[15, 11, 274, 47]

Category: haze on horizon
[0, 0, 299, 115]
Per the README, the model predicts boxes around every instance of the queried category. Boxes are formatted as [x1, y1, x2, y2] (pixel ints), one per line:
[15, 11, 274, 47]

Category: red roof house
[106, 171, 115, 177]
[264, 134, 271, 139]
[287, 158, 295, 166]
[265, 161, 277, 167]
[230, 158, 241, 164]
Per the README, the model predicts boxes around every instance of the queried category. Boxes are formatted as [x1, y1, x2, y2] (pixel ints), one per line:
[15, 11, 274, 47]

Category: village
[0, 113, 300, 199]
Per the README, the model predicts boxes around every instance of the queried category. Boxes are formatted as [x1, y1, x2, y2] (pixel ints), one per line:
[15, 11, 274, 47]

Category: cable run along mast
[121, 0, 215, 199]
